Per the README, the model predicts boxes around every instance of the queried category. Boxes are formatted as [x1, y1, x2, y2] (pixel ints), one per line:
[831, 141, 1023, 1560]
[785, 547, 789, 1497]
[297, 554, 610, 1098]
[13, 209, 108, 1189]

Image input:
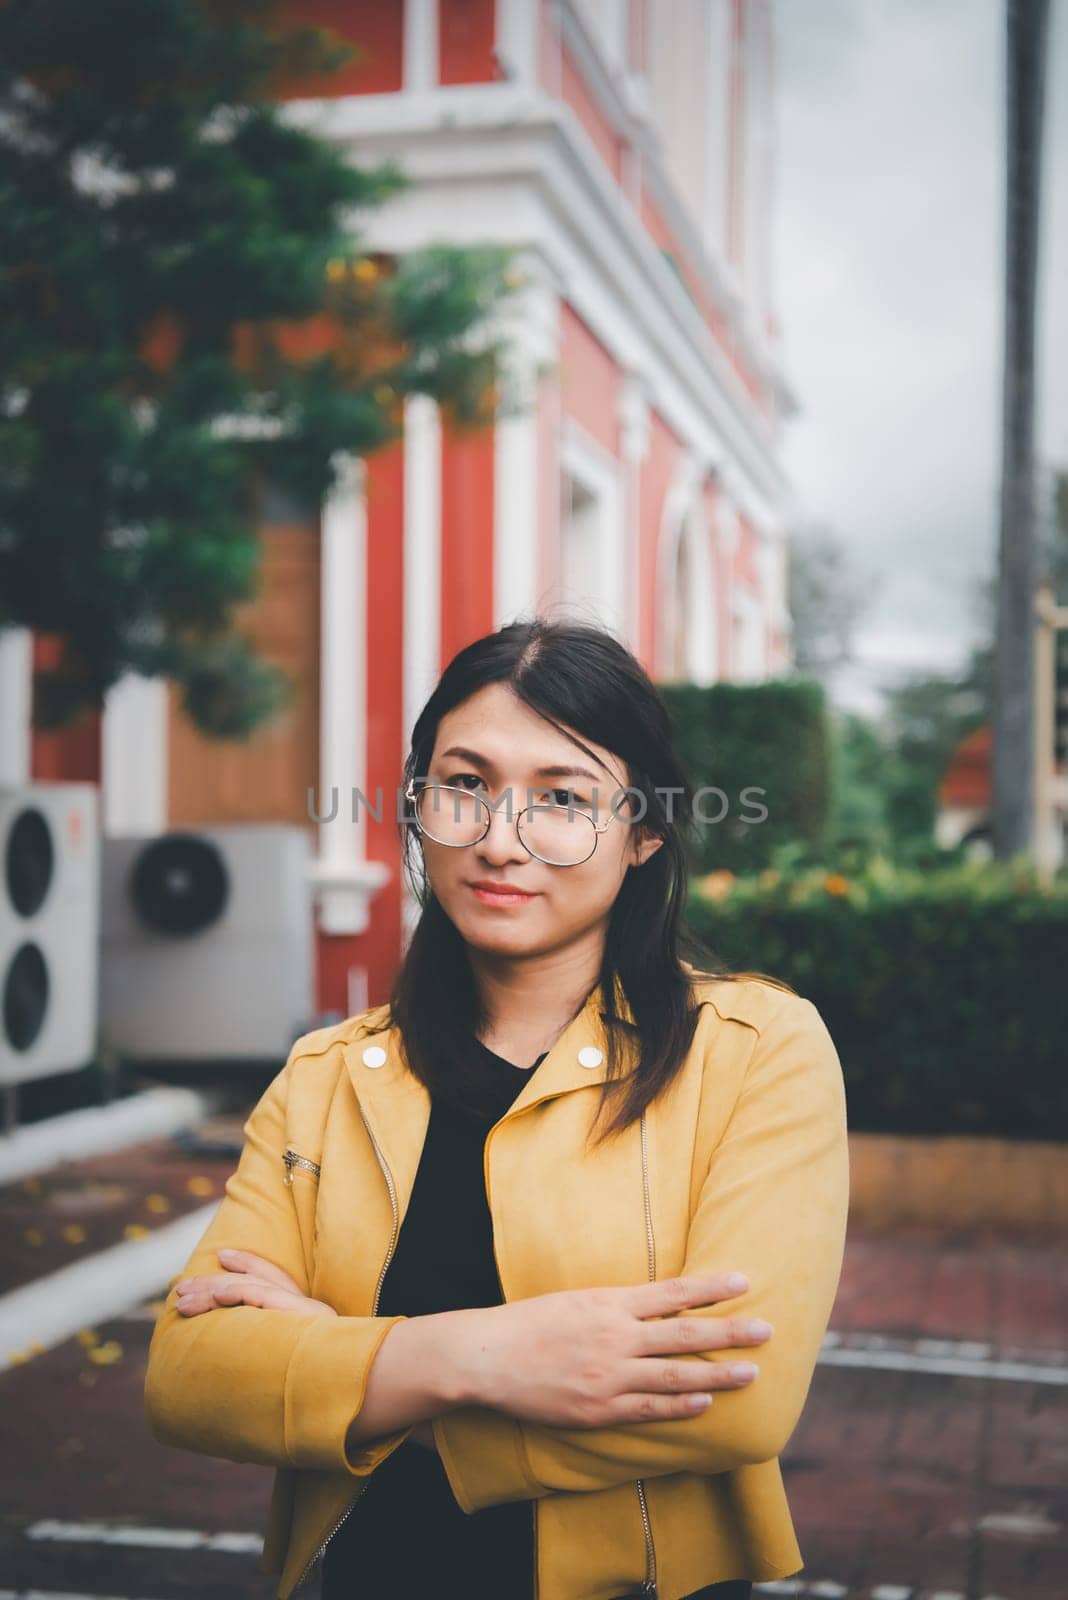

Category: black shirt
[320, 1037, 753, 1600]
[320, 1036, 543, 1598]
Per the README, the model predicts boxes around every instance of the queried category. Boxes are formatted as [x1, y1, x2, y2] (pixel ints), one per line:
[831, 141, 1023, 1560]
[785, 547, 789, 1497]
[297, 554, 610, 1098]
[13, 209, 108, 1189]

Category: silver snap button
[577, 1046, 603, 1069]
[362, 1045, 387, 1069]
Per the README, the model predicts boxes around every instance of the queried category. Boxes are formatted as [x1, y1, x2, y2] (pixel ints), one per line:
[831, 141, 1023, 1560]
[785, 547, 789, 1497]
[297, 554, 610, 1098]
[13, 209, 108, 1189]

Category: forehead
[431, 684, 620, 780]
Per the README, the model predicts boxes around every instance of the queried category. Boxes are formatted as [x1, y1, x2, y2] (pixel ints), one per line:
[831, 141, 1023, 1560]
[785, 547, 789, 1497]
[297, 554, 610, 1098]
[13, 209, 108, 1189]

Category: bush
[688, 851, 1068, 1139]
[661, 680, 832, 873]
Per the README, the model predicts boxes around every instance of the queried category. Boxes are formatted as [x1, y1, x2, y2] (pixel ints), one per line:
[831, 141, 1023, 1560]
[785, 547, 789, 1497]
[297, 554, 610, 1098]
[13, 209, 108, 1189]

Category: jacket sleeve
[432, 993, 850, 1510]
[143, 1042, 411, 1477]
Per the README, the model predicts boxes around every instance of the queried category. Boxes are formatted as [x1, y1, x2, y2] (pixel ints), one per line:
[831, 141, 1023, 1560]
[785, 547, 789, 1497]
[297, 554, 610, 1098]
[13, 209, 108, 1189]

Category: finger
[634, 1312, 773, 1356]
[592, 1389, 720, 1425]
[619, 1355, 760, 1395]
[622, 1273, 752, 1318]
[212, 1249, 304, 1295]
[175, 1277, 292, 1314]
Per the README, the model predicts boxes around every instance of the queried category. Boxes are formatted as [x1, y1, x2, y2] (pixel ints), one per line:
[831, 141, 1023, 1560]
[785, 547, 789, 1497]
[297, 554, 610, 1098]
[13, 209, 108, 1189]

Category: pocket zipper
[282, 1148, 321, 1187]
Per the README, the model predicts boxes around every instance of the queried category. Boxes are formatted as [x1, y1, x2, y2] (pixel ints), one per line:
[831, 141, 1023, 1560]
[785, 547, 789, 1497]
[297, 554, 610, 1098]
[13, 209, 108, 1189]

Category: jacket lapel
[341, 975, 640, 1218]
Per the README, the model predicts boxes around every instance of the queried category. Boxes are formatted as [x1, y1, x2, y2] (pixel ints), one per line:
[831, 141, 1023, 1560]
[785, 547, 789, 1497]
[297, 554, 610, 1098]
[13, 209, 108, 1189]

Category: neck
[466, 934, 606, 1057]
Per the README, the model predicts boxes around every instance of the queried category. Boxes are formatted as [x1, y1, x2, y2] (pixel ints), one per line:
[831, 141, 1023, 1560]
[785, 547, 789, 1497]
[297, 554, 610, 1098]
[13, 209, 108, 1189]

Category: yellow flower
[694, 869, 736, 902]
[353, 257, 379, 282]
[325, 258, 347, 282]
[87, 1341, 123, 1366]
[823, 873, 850, 896]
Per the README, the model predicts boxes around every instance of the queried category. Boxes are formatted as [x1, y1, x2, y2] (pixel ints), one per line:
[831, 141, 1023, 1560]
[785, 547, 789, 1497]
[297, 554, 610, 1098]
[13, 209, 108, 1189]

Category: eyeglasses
[404, 778, 620, 867]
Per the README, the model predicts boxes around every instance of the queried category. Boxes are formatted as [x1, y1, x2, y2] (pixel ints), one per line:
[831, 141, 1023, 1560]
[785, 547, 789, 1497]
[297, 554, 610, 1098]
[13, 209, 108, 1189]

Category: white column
[0, 628, 32, 788]
[618, 374, 649, 655]
[404, 0, 438, 92]
[310, 452, 388, 935]
[493, 265, 558, 629]
[496, 0, 538, 85]
[403, 394, 442, 749]
[717, 473, 741, 680]
[101, 674, 168, 835]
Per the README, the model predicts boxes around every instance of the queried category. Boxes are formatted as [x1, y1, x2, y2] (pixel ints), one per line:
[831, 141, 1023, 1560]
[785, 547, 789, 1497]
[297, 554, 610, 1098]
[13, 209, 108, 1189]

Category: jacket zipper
[282, 1148, 321, 1187]
[288, 1104, 400, 1594]
[635, 1108, 658, 1597]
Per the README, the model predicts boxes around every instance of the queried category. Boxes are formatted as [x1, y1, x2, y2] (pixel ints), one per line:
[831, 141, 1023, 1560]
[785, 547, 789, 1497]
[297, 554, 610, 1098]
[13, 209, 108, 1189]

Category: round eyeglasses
[404, 778, 620, 867]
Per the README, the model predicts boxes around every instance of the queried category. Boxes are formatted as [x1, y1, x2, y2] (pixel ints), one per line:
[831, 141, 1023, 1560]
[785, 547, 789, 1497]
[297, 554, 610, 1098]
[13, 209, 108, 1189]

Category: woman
[144, 618, 850, 1600]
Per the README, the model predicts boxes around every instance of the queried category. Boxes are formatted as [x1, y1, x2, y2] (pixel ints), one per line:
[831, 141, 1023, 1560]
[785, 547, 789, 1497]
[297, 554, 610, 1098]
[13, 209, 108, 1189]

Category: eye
[537, 788, 591, 809]
[442, 772, 486, 791]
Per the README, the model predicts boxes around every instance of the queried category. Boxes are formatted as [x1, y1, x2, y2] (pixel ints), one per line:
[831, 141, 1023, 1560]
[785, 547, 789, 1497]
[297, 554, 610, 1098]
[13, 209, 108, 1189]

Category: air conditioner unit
[100, 824, 314, 1063]
[0, 783, 100, 1088]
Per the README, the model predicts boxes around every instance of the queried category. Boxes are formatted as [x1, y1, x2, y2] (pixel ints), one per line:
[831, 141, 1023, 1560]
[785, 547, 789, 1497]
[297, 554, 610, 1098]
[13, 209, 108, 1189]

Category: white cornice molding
[282, 92, 785, 525]
[282, 77, 792, 429]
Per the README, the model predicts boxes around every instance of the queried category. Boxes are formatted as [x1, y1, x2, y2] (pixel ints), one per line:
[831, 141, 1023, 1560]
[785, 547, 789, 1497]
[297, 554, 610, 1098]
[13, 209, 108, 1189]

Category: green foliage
[0, 0, 516, 736]
[660, 679, 832, 873]
[688, 853, 1068, 1138]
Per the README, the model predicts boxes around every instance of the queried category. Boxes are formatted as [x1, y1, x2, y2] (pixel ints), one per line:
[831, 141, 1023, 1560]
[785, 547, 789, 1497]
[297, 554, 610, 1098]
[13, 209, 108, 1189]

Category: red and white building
[1, 0, 796, 1017]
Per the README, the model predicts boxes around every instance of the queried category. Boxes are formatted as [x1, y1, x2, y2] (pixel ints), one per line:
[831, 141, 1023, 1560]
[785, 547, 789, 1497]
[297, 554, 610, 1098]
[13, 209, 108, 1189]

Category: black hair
[389, 616, 792, 1144]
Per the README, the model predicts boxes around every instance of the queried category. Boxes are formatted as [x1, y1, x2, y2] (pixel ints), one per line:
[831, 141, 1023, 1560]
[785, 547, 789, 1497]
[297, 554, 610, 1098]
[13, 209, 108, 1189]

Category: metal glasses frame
[403, 777, 619, 867]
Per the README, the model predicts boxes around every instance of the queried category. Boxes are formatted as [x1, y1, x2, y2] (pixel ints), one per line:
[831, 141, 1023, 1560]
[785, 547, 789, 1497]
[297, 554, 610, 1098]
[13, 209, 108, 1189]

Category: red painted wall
[29, 634, 101, 784]
[440, 424, 496, 667]
[438, 0, 498, 85]
[559, 305, 621, 458]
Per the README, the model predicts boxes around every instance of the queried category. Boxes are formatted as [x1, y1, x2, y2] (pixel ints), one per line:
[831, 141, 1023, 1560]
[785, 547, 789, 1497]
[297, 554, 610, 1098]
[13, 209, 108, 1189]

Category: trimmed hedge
[686, 855, 1068, 1139]
[660, 680, 831, 874]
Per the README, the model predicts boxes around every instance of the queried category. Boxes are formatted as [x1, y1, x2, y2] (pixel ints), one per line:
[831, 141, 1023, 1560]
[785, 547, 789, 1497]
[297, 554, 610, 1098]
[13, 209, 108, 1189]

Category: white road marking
[817, 1331, 1068, 1386]
[0, 1206, 218, 1369]
[23, 1518, 262, 1555]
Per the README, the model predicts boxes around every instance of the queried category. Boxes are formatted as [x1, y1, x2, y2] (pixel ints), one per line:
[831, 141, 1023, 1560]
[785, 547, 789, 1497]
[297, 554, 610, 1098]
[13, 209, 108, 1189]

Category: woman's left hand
[173, 1248, 337, 1319]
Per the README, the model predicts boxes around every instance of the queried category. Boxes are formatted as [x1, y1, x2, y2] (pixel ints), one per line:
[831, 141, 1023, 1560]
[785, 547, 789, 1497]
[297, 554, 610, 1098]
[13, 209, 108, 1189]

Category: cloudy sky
[773, 0, 1068, 714]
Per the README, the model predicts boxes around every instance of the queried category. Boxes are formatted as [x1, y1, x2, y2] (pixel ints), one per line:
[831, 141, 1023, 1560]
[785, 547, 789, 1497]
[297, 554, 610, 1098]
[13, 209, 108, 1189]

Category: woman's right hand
[441, 1272, 772, 1428]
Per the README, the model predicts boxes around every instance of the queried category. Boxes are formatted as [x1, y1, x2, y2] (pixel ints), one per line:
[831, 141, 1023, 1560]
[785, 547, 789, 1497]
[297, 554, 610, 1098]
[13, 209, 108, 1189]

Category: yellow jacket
[143, 966, 850, 1600]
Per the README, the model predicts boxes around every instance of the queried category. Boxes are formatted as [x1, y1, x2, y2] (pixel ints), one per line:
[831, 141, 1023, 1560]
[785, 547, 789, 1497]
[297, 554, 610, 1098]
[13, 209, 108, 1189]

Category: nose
[475, 793, 532, 866]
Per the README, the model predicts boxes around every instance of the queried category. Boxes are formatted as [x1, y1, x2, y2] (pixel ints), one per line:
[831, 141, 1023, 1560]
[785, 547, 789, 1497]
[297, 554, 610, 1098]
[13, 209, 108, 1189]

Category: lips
[468, 882, 538, 904]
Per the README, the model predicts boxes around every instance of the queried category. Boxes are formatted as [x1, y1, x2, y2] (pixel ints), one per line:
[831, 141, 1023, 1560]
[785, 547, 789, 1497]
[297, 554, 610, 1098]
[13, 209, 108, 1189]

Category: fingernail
[724, 1273, 748, 1291]
[175, 1281, 191, 1293]
[688, 1392, 713, 1409]
[730, 1361, 759, 1379]
[748, 1319, 774, 1337]
[218, 1248, 237, 1260]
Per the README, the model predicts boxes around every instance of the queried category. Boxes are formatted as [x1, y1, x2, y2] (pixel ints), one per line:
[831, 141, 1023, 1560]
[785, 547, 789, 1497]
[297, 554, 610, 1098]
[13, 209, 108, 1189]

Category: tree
[786, 520, 869, 687]
[0, 0, 514, 737]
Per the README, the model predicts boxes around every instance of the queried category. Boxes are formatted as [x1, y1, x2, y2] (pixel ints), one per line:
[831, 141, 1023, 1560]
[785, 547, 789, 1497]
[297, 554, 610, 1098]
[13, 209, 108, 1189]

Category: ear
[628, 829, 664, 870]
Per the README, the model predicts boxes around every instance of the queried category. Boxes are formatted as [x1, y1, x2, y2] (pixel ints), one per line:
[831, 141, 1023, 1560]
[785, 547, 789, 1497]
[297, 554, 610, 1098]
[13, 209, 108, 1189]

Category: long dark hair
[389, 616, 792, 1144]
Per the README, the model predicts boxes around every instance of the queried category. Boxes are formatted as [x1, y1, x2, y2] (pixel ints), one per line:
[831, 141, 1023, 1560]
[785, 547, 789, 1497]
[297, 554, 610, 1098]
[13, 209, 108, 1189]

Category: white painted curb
[0, 1087, 222, 1187]
[0, 1203, 218, 1369]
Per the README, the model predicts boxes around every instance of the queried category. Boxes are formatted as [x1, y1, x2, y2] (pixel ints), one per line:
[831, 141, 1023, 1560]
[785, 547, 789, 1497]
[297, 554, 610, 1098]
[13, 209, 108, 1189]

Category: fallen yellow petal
[123, 1223, 150, 1240]
[144, 1194, 171, 1214]
[61, 1223, 87, 1244]
[87, 1341, 123, 1365]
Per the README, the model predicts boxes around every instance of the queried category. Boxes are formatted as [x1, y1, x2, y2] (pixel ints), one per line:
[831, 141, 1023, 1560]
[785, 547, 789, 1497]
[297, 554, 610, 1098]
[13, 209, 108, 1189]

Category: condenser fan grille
[6, 806, 55, 919]
[129, 834, 231, 936]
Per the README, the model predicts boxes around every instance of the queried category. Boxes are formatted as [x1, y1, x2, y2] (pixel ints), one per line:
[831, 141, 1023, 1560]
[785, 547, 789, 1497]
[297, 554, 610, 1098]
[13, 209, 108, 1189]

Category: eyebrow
[437, 746, 604, 784]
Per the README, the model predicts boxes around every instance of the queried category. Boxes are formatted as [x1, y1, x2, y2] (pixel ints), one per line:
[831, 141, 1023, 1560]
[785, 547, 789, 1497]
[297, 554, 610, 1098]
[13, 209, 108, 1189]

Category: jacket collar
[342, 974, 640, 1205]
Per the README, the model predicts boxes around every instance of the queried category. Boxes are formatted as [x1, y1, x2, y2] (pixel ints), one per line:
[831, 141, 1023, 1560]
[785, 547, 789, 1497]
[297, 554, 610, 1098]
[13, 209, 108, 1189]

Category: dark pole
[992, 0, 1050, 858]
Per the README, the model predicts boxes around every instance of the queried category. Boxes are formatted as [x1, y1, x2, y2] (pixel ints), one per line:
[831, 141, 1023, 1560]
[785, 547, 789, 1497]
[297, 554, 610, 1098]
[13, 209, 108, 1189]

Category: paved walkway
[0, 1113, 1063, 1599]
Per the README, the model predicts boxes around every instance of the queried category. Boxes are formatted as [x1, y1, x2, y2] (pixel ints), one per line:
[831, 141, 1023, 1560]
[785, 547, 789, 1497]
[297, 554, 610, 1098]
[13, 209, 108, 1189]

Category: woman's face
[417, 683, 663, 959]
